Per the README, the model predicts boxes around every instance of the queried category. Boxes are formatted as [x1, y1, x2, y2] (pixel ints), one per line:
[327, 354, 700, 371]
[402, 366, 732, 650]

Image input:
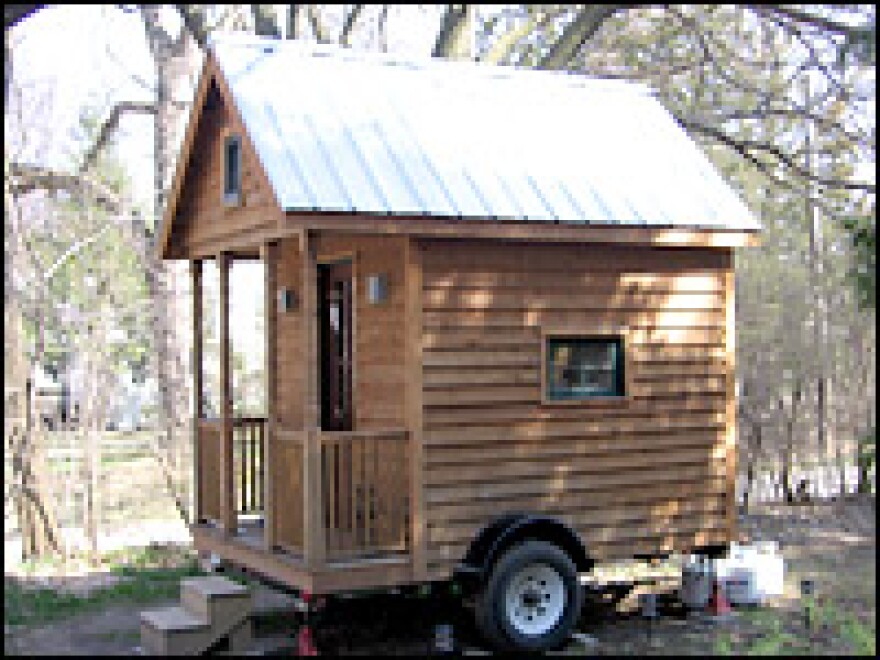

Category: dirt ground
[5, 496, 875, 656]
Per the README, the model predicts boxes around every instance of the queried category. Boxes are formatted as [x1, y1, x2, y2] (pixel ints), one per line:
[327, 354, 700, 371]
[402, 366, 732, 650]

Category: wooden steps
[140, 576, 253, 655]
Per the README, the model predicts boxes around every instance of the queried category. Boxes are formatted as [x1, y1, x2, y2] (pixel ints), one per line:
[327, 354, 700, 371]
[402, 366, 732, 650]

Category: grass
[712, 599, 876, 656]
[5, 546, 205, 628]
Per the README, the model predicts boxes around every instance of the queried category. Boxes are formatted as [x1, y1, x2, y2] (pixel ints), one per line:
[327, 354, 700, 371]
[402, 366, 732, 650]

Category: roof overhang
[156, 53, 214, 261]
[177, 209, 758, 259]
[291, 212, 760, 248]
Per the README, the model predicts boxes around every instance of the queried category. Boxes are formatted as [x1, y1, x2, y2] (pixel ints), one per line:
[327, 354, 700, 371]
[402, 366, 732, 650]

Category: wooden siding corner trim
[405, 237, 427, 580]
[725, 262, 738, 541]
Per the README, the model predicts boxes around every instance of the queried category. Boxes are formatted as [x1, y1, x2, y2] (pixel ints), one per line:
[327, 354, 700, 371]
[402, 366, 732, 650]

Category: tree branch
[482, 8, 558, 64]
[287, 4, 300, 39]
[250, 4, 280, 38]
[432, 4, 469, 58]
[752, 4, 875, 38]
[307, 5, 330, 43]
[175, 4, 209, 50]
[43, 224, 115, 283]
[678, 116, 876, 194]
[340, 4, 364, 47]
[4, 4, 45, 31]
[714, 107, 867, 148]
[78, 101, 157, 175]
[539, 5, 622, 70]
[377, 4, 388, 52]
[8, 162, 125, 211]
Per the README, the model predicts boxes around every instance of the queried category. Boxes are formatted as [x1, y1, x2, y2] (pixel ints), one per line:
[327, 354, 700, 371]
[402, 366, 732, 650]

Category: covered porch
[188, 235, 414, 593]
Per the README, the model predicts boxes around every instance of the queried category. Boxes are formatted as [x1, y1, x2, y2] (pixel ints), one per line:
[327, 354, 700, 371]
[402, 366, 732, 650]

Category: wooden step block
[140, 606, 211, 656]
[181, 576, 252, 634]
[223, 619, 254, 655]
[180, 575, 250, 600]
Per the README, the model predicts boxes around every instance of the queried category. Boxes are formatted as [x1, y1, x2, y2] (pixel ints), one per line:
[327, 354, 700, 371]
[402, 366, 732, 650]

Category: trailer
[156, 33, 759, 652]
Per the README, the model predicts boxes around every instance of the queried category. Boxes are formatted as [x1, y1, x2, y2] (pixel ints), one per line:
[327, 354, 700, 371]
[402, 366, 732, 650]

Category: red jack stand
[294, 590, 323, 656]
[296, 625, 318, 656]
[706, 578, 733, 619]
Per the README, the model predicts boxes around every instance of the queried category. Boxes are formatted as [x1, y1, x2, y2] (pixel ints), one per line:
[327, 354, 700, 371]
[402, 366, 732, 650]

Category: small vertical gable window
[224, 134, 242, 205]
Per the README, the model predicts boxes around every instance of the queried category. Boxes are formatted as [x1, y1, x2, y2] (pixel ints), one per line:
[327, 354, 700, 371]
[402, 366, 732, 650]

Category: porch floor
[192, 522, 414, 595]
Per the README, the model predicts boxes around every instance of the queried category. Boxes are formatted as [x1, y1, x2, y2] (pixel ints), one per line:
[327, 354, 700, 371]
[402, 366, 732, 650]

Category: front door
[319, 260, 353, 431]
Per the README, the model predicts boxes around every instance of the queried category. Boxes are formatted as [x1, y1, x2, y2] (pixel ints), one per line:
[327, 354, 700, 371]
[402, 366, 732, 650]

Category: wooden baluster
[364, 437, 372, 551]
[239, 424, 245, 514]
[250, 422, 257, 512]
[402, 435, 409, 550]
[388, 437, 397, 551]
[245, 425, 249, 513]
[361, 437, 368, 552]
[347, 440, 355, 554]
[329, 440, 337, 557]
[257, 421, 264, 513]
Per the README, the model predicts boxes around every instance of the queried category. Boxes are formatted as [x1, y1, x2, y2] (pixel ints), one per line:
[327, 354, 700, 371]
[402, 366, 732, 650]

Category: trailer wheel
[474, 540, 583, 652]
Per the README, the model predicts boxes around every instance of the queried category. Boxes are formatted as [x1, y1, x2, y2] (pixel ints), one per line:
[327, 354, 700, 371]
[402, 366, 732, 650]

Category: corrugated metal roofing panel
[210, 34, 760, 232]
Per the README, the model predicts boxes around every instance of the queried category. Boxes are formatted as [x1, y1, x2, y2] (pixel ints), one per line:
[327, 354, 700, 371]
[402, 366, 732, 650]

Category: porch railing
[233, 417, 266, 517]
[272, 429, 305, 553]
[197, 422, 410, 562]
[196, 417, 267, 527]
[196, 419, 223, 525]
[320, 430, 410, 562]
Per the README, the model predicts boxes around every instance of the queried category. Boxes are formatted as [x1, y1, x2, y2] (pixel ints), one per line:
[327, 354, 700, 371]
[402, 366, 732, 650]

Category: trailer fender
[455, 514, 593, 588]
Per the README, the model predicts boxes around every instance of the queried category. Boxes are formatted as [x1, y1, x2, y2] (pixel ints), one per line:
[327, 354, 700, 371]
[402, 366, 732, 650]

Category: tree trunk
[81, 422, 99, 564]
[138, 6, 200, 525]
[781, 448, 794, 503]
[433, 5, 472, 59]
[8, 299, 62, 560]
[857, 430, 875, 494]
[780, 383, 802, 504]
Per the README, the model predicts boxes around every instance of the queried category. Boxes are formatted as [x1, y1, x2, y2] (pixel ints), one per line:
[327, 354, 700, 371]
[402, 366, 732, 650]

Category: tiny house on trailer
[158, 34, 759, 652]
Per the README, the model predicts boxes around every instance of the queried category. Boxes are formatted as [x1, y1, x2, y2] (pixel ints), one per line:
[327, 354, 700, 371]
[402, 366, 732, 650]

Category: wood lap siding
[419, 239, 734, 578]
[275, 237, 304, 429]
[173, 82, 282, 256]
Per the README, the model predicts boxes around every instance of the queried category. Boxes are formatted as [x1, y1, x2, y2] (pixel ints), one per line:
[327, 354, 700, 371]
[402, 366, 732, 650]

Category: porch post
[302, 230, 325, 568]
[218, 252, 235, 536]
[405, 238, 427, 580]
[191, 259, 203, 525]
[261, 242, 277, 550]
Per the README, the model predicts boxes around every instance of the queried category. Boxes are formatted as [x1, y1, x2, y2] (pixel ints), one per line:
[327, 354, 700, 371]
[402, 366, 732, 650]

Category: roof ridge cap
[208, 31, 652, 94]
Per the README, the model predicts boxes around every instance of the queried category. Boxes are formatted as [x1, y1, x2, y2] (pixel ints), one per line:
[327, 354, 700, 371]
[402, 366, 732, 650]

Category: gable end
[159, 53, 283, 260]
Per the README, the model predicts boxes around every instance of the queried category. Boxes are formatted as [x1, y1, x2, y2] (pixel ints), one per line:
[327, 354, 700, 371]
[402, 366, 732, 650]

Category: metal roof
[209, 33, 760, 231]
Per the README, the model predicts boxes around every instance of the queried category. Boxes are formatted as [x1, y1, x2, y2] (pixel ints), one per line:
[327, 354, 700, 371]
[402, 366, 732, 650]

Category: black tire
[473, 540, 583, 653]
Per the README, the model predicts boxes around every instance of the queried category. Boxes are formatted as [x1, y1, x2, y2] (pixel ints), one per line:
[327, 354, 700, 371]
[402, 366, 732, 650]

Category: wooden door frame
[316, 251, 358, 432]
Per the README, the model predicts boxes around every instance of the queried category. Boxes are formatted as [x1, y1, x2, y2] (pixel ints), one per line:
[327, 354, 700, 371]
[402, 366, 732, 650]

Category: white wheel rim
[504, 563, 566, 637]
